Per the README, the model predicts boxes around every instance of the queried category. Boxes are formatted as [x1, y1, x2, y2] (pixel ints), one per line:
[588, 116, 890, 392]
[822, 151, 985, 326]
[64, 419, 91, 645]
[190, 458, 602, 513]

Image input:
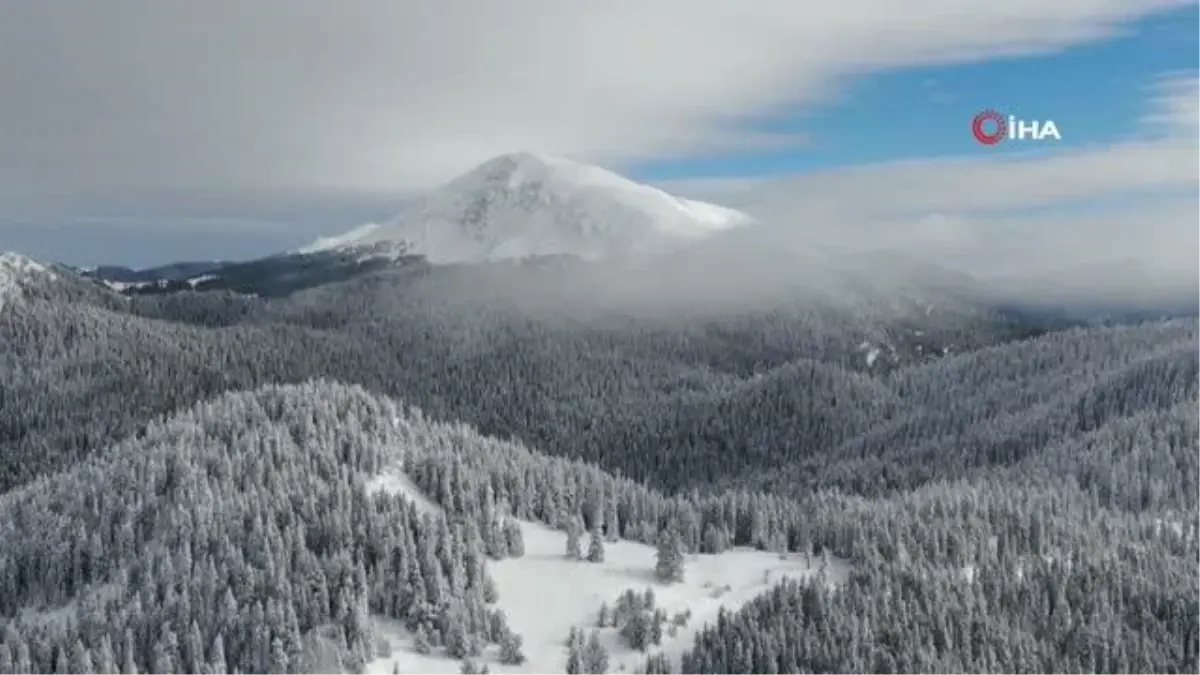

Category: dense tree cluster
[672, 471, 1199, 673]
[0, 383, 525, 673]
[564, 627, 610, 674]
[0, 259, 1056, 496]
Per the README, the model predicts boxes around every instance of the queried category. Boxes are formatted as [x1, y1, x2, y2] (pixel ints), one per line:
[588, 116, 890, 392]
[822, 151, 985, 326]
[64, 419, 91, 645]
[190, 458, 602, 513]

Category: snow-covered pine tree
[649, 609, 666, 646]
[582, 631, 610, 674]
[566, 629, 585, 672]
[502, 519, 525, 557]
[654, 526, 684, 584]
[498, 630, 526, 665]
[587, 524, 606, 563]
[413, 625, 432, 655]
[642, 651, 673, 674]
[566, 516, 584, 559]
[604, 487, 621, 542]
[620, 608, 651, 651]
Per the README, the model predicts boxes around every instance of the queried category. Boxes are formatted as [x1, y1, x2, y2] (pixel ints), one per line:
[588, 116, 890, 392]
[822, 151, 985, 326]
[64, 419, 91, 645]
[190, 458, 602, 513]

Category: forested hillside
[1, 258, 1053, 494]
[1, 258, 1196, 673]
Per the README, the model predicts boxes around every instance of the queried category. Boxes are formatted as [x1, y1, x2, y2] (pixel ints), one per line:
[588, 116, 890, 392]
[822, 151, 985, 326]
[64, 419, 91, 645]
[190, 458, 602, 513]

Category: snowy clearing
[186, 273, 219, 287]
[364, 466, 441, 516]
[363, 470, 850, 674]
[16, 583, 120, 630]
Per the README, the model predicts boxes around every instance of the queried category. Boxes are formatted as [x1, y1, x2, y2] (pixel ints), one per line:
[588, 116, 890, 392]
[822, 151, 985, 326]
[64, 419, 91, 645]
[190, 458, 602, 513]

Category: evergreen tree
[502, 520, 525, 558]
[605, 492, 621, 542]
[587, 525, 606, 563]
[650, 609, 666, 646]
[642, 652, 673, 674]
[654, 526, 685, 584]
[566, 643, 583, 675]
[498, 631, 526, 665]
[621, 609, 651, 651]
[566, 516, 584, 560]
[413, 626, 432, 655]
[582, 631, 610, 674]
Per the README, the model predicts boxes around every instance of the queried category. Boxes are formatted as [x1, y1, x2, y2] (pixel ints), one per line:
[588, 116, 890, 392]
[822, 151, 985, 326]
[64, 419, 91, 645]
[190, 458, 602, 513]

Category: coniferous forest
[1, 253, 1197, 674]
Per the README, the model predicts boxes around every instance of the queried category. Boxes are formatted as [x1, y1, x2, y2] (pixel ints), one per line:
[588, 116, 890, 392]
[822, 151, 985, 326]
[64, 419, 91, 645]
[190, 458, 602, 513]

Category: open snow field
[363, 468, 850, 674]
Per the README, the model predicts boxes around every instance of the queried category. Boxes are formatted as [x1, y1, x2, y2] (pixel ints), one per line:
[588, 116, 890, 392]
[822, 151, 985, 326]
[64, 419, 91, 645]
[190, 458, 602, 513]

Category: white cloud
[1141, 70, 1200, 134]
[0, 0, 1190, 209]
[0, 1, 1193, 305]
[669, 139, 1196, 217]
[664, 71, 1199, 298]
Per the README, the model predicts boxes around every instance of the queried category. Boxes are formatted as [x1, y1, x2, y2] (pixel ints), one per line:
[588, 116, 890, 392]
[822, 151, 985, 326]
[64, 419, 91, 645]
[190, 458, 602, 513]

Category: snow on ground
[297, 222, 384, 254]
[363, 468, 851, 674]
[100, 279, 170, 292]
[1154, 518, 1185, 538]
[364, 466, 441, 516]
[314, 153, 751, 265]
[17, 583, 120, 630]
[187, 273, 219, 287]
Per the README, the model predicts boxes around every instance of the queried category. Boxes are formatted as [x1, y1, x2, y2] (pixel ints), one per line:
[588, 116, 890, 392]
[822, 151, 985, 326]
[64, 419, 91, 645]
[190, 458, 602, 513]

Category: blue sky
[632, 4, 1199, 181]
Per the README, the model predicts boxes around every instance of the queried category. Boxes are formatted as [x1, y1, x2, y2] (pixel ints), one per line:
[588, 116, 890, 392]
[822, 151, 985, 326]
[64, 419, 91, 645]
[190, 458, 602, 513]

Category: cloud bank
[665, 71, 1199, 307]
[0, 1, 1194, 308]
[0, 1, 1190, 208]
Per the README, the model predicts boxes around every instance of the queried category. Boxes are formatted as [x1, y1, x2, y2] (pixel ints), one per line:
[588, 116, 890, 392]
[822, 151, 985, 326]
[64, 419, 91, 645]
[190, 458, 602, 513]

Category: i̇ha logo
[971, 109, 1061, 145]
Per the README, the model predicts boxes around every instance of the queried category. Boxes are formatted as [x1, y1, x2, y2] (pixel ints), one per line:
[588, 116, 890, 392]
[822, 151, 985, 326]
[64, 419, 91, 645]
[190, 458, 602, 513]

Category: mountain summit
[0, 251, 57, 311]
[301, 152, 752, 263]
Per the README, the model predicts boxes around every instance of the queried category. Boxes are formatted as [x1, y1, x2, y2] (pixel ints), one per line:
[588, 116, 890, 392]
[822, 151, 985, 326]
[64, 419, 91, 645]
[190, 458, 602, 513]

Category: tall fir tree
[566, 516, 584, 560]
[587, 525, 606, 563]
[654, 526, 685, 584]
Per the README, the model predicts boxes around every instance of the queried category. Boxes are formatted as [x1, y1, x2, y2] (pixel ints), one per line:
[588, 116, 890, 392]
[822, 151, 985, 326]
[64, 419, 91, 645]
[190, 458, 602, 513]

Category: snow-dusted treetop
[0, 251, 55, 310]
[300, 152, 753, 263]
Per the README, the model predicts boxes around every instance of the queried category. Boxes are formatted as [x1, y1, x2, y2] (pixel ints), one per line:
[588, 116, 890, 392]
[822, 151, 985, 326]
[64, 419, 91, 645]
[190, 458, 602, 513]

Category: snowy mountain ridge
[0, 251, 56, 310]
[301, 152, 753, 264]
[295, 223, 384, 255]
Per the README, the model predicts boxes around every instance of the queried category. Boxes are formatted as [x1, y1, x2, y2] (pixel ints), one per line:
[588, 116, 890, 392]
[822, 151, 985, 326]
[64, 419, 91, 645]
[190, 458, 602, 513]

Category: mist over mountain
[75, 154, 1195, 324]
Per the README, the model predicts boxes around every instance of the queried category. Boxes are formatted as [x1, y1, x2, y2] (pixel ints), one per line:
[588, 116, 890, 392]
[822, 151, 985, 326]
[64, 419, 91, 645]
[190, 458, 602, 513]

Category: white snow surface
[186, 274, 219, 287]
[303, 152, 752, 264]
[362, 467, 849, 675]
[364, 467, 441, 516]
[296, 222, 384, 254]
[0, 251, 55, 310]
[101, 279, 164, 292]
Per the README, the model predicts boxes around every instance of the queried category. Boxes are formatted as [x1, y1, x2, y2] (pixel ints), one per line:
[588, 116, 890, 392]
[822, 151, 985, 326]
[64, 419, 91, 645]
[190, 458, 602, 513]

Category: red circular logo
[971, 109, 1007, 145]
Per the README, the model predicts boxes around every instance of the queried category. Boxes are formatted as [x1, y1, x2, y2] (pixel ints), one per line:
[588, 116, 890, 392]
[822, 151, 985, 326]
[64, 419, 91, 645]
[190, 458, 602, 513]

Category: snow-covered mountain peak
[0, 251, 56, 310]
[300, 152, 753, 263]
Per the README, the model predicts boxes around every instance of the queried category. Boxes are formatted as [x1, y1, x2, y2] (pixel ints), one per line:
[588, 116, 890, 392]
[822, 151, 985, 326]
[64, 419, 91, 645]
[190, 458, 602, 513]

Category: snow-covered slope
[363, 467, 849, 675]
[0, 251, 56, 310]
[296, 223, 384, 254]
[301, 152, 752, 263]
